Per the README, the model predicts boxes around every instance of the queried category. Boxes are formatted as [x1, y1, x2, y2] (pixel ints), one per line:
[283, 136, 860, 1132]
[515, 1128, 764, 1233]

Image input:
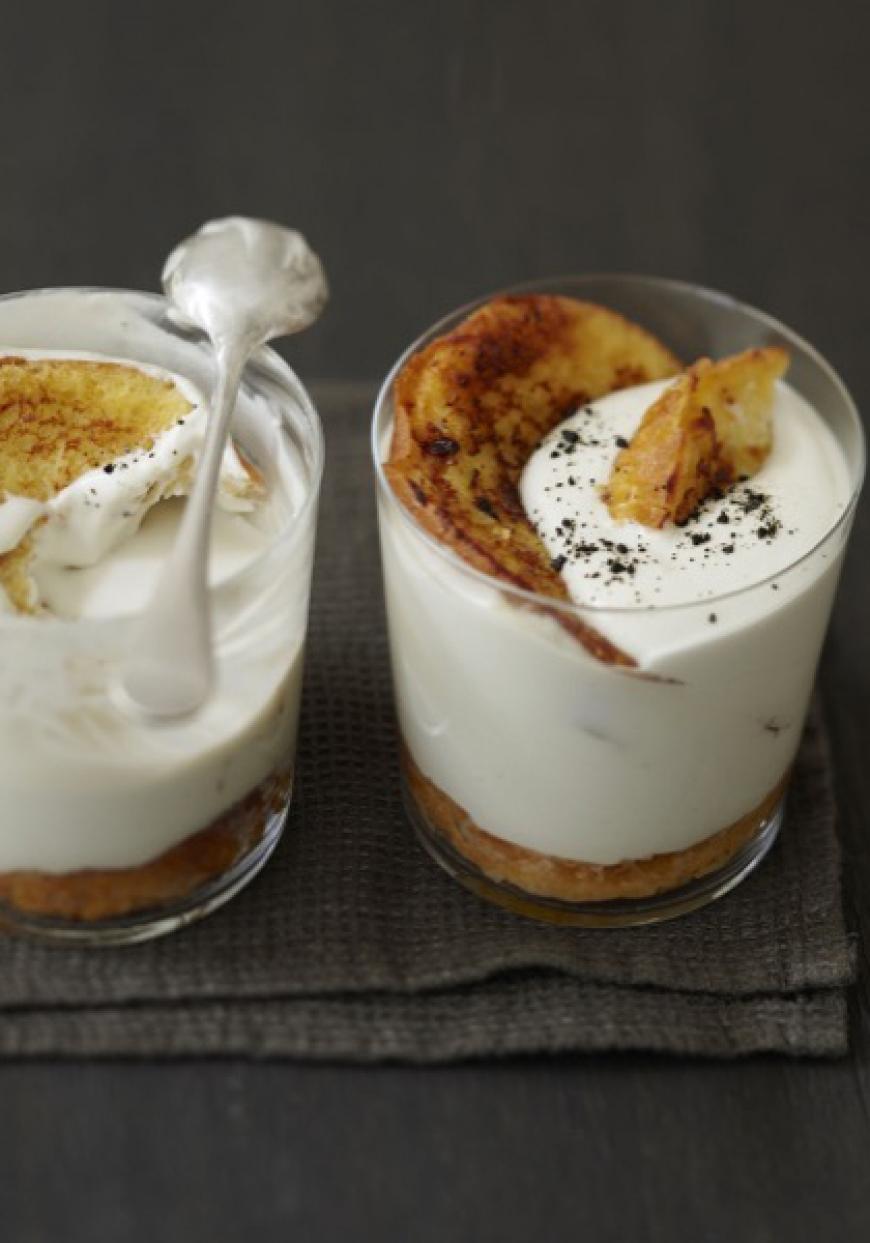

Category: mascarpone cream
[520, 379, 852, 664]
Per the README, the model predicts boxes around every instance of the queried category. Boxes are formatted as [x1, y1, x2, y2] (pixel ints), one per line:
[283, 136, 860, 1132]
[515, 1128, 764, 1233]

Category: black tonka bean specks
[547, 408, 604, 459]
[527, 398, 792, 605]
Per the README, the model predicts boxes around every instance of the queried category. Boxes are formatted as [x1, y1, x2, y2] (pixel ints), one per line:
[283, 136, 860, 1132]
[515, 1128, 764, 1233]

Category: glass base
[0, 803, 288, 946]
[404, 780, 784, 928]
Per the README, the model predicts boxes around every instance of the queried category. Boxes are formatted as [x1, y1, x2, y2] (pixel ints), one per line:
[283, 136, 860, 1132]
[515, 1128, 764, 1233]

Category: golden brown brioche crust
[0, 356, 194, 612]
[385, 295, 681, 664]
[0, 356, 193, 501]
[0, 356, 264, 614]
[604, 347, 789, 528]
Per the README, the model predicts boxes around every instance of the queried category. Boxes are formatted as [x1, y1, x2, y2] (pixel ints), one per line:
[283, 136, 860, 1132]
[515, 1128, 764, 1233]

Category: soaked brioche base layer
[402, 744, 787, 904]
[0, 769, 292, 923]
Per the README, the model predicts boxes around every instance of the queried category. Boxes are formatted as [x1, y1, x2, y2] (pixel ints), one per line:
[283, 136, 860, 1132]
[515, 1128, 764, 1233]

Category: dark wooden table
[2, 3, 869, 1238]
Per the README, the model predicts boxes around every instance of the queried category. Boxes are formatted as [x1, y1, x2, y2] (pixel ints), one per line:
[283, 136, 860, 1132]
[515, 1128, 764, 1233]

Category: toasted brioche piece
[386, 295, 681, 664]
[0, 356, 264, 615]
[709, 347, 789, 476]
[0, 357, 193, 500]
[0, 357, 194, 612]
[604, 347, 789, 528]
[0, 538, 37, 612]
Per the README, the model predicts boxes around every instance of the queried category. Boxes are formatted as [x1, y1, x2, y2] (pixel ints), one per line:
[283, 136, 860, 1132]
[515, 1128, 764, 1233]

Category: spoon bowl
[163, 216, 328, 348]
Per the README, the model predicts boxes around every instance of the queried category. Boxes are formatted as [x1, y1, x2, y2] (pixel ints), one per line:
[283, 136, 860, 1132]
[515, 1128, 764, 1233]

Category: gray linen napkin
[0, 382, 854, 1060]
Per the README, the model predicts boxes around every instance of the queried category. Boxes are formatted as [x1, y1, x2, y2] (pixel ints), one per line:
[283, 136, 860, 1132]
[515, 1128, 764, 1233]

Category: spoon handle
[120, 340, 248, 717]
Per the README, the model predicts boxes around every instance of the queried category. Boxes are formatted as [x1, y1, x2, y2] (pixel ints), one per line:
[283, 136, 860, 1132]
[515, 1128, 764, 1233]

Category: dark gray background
[2, 2, 870, 1240]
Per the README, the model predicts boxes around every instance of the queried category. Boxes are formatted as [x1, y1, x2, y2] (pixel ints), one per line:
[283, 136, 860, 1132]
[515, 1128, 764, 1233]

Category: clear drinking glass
[373, 275, 864, 926]
[0, 288, 323, 943]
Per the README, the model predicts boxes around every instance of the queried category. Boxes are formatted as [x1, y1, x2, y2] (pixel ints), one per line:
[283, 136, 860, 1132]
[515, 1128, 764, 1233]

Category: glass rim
[372, 272, 865, 617]
[0, 285, 324, 631]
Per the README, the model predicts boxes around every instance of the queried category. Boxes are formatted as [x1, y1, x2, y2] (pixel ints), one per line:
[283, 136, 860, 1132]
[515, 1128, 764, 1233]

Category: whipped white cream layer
[522, 379, 849, 605]
[519, 378, 852, 665]
[34, 498, 270, 620]
[379, 375, 855, 866]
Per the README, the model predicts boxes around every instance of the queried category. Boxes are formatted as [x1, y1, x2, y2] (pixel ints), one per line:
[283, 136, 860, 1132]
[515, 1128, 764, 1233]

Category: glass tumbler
[0, 288, 323, 944]
[373, 275, 863, 927]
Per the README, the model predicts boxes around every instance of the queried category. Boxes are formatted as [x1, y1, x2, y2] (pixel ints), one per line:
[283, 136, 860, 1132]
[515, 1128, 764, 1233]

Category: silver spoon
[120, 216, 328, 718]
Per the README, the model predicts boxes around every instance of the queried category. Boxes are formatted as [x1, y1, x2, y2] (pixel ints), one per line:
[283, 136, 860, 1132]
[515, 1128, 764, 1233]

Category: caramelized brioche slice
[0, 538, 38, 613]
[385, 295, 681, 664]
[602, 370, 719, 529]
[707, 347, 789, 477]
[0, 356, 194, 501]
[0, 357, 195, 612]
[604, 347, 789, 528]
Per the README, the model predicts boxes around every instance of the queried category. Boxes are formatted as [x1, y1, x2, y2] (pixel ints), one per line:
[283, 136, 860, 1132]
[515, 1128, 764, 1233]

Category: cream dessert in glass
[373, 276, 863, 926]
[0, 288, 322, 943]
